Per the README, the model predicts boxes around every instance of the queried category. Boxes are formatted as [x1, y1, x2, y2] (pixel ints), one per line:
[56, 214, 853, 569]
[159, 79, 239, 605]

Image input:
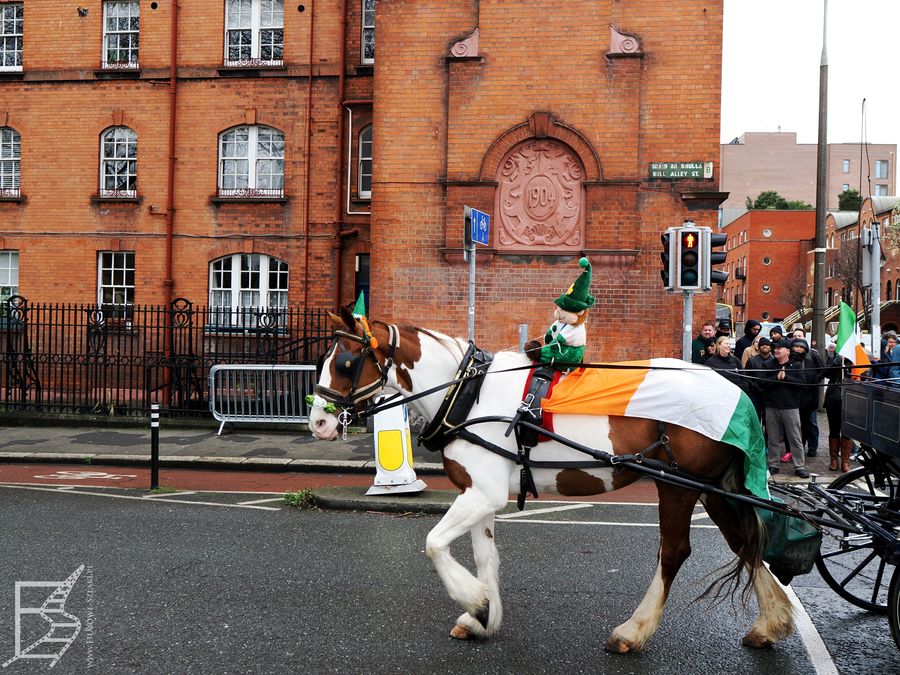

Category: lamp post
[812, 0, 828, 355]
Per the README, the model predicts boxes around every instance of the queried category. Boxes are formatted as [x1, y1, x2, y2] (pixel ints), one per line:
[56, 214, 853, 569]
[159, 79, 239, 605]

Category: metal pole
[150, 403, 160, 490]
[871, 220, 881, 348]
[682, 290, 693, 361]
[518, 323, 529, 352]
[812, 0, 828, 357]
[468, 241, 476, 342]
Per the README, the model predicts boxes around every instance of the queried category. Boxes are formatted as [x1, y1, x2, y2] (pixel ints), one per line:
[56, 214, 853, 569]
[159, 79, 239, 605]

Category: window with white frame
[875, 160, 889, 179]
[875, 184, 888, 196]
[358, 125, 372, 199]
[841, 184, 849, 192]
[0, 127, 20, 197]
[208, 253, 288, 328]
[218, 125, 284, 197]
[224, 0, 284, 66]
[100, 127, 137, 198]
[98, 251, 135, 319]
[0, 250, 18, 303]
[102, 1, 139, 68]
[0, 3, 22, 72]
[842, 159, 850, 173]
[361, 0, 374, 63]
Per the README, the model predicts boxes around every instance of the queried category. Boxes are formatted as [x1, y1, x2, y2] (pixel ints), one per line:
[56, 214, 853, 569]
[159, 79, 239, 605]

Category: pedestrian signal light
[703, 231, 729, 289]
[677, 227, 701, 289]
[660, 231, 674, 289]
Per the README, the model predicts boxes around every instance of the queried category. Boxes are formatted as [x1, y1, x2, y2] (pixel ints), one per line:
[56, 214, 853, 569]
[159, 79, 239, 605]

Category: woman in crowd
[705, 336, 748, 392]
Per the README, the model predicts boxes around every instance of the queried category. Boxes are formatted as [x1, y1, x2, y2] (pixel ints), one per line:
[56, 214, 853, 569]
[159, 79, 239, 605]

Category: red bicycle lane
[0, 462, 661, 503]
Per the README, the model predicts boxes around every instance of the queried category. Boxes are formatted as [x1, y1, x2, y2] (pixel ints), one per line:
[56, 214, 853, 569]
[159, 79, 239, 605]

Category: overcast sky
[721, 0, 899, 146]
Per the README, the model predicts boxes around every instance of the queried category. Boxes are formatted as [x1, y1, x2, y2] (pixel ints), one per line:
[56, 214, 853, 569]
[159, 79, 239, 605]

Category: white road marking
[497, 519, 718, 528]
[497, 503, 594, 519]
[32, 470, 137, 481]
[237, 497, 286, 506]
[142, 491, 199, 499]
[782, 582, 839, 675]
[0, 485, 281, 511]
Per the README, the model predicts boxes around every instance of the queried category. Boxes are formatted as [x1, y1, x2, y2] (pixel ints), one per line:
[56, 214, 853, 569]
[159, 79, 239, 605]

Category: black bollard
[150, 403, 160, 489]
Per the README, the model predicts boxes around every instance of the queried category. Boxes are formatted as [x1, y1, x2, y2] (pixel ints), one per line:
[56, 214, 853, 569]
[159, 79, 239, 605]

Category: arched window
[100, 127, 137, 197]
[224, 0, 284, 66]
[218, 125, 284, 198]
[209, 253, 288, 328]
[896, 278, 900, 301]
[887, 280, 893, 303]
[0, 127, 20, 197]
[358, 125, 372, 199]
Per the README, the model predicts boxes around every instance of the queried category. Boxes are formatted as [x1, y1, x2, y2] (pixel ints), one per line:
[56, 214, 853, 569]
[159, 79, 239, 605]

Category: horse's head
[308, 306, 398, 440]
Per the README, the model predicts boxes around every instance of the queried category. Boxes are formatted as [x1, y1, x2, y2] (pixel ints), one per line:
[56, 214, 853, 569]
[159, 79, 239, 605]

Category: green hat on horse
[554, 257, 595, 313]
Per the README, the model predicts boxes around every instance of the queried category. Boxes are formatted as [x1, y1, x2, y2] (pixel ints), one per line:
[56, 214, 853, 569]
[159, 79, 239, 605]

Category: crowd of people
[691, 319, 899, 479]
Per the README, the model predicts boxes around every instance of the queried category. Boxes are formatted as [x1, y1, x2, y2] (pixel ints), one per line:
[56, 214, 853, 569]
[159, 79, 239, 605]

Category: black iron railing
[0, 296, 330, 419]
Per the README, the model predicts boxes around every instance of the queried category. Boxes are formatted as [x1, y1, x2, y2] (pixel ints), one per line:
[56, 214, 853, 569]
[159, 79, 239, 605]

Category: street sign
[649, 162, 714, 180]
[469, 208, 490, 246]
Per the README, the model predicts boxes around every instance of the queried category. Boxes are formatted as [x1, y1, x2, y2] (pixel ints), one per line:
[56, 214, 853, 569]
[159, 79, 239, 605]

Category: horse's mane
[370, 321, 467, 362]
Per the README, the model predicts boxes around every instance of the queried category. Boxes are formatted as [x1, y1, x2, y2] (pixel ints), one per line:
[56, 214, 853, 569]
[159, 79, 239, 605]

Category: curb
[310, 487, 455, 514]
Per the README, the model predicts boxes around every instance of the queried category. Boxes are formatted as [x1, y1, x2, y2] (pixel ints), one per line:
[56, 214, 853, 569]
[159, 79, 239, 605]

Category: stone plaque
[496, 139, 584, 250]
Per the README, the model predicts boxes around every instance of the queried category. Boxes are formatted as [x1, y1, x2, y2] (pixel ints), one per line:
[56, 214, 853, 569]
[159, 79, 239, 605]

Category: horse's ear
[338, 305, 358, 331]
[326, 309, 354, 331]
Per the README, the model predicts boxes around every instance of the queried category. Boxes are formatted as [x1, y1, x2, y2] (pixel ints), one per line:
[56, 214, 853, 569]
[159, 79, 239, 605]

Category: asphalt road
[0, 486, 896, 674]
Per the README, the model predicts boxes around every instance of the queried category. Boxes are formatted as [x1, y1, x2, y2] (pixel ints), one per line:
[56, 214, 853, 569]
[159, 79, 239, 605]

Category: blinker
[336, 351, 358, 377]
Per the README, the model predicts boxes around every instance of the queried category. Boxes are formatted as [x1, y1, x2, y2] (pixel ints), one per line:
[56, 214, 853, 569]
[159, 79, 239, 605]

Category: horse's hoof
[473, 601, 490, 629]
[450, 623, 474, 640]
[604, 635, 636, 654]
[742, 632, 774, 649]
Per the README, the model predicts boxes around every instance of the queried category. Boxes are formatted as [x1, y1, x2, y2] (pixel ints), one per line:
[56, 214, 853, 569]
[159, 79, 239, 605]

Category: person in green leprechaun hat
[525, 257, 594, 368]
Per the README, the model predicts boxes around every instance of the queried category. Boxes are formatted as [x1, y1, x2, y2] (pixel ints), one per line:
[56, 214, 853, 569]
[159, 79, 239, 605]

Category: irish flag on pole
[835, 301, 871, 379]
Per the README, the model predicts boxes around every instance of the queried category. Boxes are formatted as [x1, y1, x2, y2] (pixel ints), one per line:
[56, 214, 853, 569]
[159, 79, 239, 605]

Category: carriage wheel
[890, 567, 900, 650]
[813, 466, 898, 614]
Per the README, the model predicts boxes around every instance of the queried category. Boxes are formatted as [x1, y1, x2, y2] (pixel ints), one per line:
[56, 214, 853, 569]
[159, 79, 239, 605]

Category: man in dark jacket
[792, 338, 824, 456]
[761, 339, 809, 478]
[744, 336, 773, 424]
[691, 320, 716, 364]
[735, 319, 762, 362]
[769, 325, 785, 343]
[715, 319, 731, 341]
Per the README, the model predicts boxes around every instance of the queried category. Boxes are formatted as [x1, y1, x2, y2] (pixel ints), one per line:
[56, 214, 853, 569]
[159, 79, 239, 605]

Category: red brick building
[720, 210, 815, 323]
[1, 1, 726, 360]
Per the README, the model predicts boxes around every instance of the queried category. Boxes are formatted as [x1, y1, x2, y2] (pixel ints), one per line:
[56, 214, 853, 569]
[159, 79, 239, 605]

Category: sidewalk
[0, 412, 850, 485]
[0, 418, 444, 475]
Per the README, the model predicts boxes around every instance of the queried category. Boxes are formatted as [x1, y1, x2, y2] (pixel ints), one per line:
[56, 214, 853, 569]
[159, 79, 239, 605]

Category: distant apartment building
[719, 210, 815, 323]
[720, 132, 896, 225]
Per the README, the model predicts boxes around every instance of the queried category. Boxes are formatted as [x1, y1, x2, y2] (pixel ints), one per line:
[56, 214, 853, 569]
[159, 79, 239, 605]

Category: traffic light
[677, 226, 702, 289]
[660, 230, 674, 289]
[703, 231, 728, 288]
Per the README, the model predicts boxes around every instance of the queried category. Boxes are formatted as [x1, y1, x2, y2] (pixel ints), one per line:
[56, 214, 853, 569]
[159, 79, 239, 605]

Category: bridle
[315, 323, 399, 417]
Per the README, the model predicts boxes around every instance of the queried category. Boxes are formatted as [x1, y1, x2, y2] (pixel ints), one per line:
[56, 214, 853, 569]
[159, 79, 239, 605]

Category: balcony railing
[735, 267, 746, 280]
[216, 187, 285, 199]
[221, 58, 284, 69]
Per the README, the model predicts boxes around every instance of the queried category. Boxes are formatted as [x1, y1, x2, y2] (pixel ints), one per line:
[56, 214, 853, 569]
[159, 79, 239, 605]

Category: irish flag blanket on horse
[542, 358, 769, 499]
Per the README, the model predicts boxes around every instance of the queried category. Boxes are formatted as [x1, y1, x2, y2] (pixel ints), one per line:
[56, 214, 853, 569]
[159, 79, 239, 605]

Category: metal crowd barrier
[209, 364, 317, 435]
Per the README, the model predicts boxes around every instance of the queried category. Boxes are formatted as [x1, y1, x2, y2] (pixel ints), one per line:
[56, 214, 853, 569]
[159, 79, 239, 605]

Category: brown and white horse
[309, 308, 793, 652]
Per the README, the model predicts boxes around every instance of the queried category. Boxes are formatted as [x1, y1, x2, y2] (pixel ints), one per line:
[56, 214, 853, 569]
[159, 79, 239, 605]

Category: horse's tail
[698, 455, 767, 606]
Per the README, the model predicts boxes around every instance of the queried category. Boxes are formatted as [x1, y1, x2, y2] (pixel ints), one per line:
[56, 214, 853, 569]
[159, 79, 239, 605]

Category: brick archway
[478, 111, 602, 183]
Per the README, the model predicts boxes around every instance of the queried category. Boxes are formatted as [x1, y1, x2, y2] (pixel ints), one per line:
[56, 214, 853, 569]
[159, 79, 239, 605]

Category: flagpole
[812, 0, 828, 355]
